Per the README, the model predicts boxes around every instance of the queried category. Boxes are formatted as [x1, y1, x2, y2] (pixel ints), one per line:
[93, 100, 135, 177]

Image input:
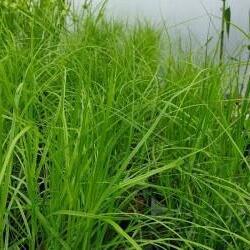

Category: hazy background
[73, 0, 249, 56]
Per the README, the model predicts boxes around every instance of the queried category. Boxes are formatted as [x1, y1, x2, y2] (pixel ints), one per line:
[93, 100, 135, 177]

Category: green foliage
[0, 1, 249, 249]
[224, 7, 231, 38]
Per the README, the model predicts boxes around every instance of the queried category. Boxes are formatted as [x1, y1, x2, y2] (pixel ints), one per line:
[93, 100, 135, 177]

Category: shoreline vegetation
[0, 1, 250, 249]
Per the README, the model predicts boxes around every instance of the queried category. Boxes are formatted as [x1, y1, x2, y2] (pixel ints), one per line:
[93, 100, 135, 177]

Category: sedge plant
[0, 1, 249, 249]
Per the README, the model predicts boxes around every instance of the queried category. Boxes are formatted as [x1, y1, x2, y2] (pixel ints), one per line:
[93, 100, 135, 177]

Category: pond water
[70, 0, 250, 77]
[73, 0, 249, 55]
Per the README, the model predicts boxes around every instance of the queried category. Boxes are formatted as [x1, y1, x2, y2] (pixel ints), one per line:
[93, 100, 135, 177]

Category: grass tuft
[0, 1, 249, 249]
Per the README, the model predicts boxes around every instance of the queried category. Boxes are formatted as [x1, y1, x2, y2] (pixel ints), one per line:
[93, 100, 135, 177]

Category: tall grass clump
[0, 1, 250, 249]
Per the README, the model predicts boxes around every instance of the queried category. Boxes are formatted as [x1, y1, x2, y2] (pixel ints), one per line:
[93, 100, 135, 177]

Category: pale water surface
[73, 0, 249, 56]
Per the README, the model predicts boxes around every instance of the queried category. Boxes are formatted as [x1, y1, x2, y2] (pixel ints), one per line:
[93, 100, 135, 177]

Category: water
[73, 0, 249, 54]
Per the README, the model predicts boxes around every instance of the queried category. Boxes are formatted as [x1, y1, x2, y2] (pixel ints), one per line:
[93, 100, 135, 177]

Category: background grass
[0, 1, 250, 249]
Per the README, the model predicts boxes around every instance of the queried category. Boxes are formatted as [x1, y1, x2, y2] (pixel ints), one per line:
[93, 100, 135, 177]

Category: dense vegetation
[0, 1, 249, 249]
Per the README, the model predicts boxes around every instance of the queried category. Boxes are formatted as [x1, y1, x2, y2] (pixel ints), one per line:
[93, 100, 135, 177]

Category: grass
[0, 1, 250, 249]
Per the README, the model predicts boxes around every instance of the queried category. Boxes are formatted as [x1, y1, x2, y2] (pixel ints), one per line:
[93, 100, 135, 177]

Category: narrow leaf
[224, 7, 231, 37]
